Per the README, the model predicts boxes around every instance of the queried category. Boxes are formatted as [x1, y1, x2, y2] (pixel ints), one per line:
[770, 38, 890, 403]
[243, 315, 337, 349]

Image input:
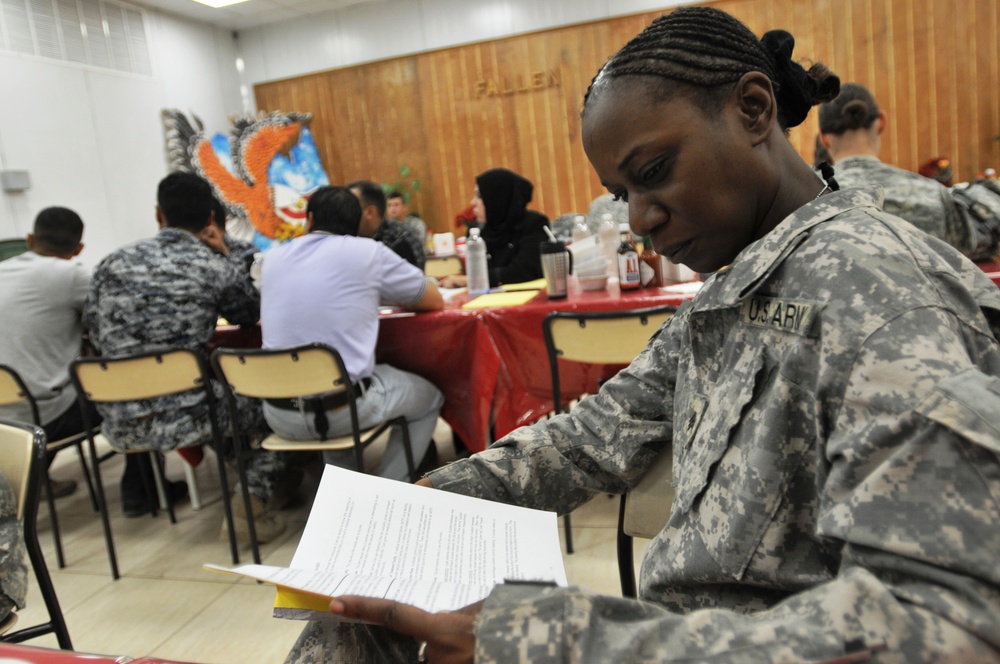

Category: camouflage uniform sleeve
[0, 473, 27, 617]
[472, 307, 1000, 663]
[428, 313, 681, 516]
[942, 187, 977, 256]
[214, 254, 260, 327]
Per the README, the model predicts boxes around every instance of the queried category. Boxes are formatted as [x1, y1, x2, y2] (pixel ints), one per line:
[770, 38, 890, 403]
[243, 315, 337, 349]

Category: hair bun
[760, 31, 841, 129]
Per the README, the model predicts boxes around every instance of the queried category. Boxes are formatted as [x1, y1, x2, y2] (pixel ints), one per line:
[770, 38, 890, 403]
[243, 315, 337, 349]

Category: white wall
[0, 10, 242, 266]
[0, 0, 686, 265]
[238, 0, 691, 90]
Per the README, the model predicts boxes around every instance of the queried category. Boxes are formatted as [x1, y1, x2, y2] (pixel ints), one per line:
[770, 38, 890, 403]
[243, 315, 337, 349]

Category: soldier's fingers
[330, 596, 434, 639]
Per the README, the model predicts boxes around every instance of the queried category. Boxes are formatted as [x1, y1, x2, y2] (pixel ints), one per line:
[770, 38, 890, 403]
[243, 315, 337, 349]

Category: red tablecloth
[0, 643, 196, 663]
[213, 260, 1000, 454]
[376, 282, 694, 451]
[975, 259, 1000, 286]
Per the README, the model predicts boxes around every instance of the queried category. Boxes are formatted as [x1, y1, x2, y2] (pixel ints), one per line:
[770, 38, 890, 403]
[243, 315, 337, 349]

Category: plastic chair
[542, 304, 676, 554]
[617, 447, 674, 598]
[70, 349, 246, 579]
[425, 255, 463, 279]
[0, 365, 99, 570]
[213, 343, 417, 561]
[0, 419, 73, 649]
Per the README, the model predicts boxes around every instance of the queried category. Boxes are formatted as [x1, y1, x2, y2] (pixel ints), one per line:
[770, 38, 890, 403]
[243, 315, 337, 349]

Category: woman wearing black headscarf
[440, 168, 550, 288]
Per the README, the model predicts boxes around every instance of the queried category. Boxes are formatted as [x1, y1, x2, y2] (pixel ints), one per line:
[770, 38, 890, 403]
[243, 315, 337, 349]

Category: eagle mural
[161, 109, 329, 250]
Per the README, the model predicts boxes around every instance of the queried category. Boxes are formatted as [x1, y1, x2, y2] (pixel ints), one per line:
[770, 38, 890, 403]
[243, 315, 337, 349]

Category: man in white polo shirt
[260, 186, 445, 481]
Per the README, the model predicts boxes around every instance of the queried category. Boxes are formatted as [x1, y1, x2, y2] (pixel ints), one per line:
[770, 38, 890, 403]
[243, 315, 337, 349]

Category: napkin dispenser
[433, 232, 456, 256]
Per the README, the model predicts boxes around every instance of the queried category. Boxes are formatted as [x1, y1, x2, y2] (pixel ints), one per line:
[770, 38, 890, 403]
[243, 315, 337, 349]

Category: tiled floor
[14, 419, 649, 663]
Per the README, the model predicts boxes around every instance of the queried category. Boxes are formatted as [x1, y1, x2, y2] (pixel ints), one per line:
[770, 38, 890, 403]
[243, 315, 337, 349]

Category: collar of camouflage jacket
[695, 186, 887, 310]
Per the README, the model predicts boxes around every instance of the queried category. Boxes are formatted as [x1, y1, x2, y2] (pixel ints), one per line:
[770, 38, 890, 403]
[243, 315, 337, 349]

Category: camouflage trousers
[0, 473, 26, 621]
[101, 392, 287, 502]
[284, 620, 418, 664]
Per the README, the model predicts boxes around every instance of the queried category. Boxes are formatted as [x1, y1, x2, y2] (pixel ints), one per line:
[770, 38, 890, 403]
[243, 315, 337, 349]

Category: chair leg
[617, 496, 636, 598]
[398, 418, 416, 483]
[41, 472, 66, 569]
[151, 453, 176, 525]
[563, 513, 574, 555]
[21, 503, 72, 649]
[87, 438, 119, 580]
[214, 447, 239, 565]
[75, 443, 99, 512]
[134, 453, 159, 519]
[231, 437, 260, 564]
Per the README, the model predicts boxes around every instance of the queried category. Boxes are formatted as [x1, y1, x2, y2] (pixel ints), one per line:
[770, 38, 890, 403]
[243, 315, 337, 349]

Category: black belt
[264, 377, 372, 442]
[264, 377, 372, 413]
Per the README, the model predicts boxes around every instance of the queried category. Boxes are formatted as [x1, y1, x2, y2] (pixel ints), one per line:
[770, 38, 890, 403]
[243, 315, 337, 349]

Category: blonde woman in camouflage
[285, 7, 1000, 663]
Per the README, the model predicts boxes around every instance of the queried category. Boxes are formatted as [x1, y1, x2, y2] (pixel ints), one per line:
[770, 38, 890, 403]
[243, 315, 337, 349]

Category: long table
[375, 282, 694, 452]
[214, 261, 1000, 455]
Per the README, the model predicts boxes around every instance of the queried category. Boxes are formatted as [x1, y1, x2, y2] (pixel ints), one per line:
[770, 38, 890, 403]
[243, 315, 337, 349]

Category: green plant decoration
[382, 165, 421, 206]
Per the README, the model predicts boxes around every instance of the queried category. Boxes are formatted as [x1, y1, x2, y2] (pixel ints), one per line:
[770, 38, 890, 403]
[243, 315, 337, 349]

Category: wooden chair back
[71, 349, 207, 402]
[213, 344, 350, 400]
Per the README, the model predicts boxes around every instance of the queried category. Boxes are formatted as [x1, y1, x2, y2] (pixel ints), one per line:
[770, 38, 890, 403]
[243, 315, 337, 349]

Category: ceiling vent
[0, 0, 151, 75]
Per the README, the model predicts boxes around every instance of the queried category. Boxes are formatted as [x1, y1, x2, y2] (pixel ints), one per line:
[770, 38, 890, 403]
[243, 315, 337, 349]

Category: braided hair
[583, 6, 840, 131]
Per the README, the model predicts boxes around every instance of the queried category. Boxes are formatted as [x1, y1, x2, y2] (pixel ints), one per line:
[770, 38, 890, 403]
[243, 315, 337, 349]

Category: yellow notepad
[461, 290, 539, 309]
[501, 278, 547, 291]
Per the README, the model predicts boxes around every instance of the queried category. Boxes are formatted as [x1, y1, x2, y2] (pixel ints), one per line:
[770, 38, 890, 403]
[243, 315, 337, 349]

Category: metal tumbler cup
[540, 240, 573, 299]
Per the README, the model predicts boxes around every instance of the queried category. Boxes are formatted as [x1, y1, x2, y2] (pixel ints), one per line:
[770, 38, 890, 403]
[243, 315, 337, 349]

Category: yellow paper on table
[501, 278, 547, 292]
[461, 290, 539, 309]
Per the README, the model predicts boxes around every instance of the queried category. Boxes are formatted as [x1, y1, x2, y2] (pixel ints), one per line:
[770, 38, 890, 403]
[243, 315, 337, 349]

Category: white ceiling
[132, 0, 383, 30]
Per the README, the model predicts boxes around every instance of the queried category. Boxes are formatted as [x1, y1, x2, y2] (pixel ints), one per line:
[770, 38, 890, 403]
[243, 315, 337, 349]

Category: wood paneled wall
[255, 0, 1000, 232]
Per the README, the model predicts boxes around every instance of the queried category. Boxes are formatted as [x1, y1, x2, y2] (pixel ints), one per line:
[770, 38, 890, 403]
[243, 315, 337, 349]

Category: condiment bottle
[640, 236, 664, 287]
[617, 223, 640, 291]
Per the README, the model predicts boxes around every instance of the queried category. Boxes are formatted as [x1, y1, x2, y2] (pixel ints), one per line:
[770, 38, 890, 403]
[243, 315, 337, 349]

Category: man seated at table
[260, 185, 444, 481]
[0, 206, 97, 500]
[211, 196, 258, 273]
[85, 172, 291, 540]
[386, 190, 427, 245]
[348, 180, 425, 270]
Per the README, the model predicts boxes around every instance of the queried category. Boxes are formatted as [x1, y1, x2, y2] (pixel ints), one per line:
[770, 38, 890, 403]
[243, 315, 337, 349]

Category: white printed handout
[205, 464, 567, 620]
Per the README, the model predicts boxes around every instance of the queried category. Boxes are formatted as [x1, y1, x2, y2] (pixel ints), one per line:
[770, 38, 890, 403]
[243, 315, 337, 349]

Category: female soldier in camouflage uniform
[818, 82, 974, 254]
[285, 7, 1000, 663]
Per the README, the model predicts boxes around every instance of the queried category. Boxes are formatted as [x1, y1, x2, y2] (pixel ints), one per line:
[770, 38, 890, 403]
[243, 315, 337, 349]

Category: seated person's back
[261, 186, 444, 482]
[85, 173, 260, 448]
[0, 207, 89, 430]
[818, 82, 974, 255]
[85, 172, 289, 540]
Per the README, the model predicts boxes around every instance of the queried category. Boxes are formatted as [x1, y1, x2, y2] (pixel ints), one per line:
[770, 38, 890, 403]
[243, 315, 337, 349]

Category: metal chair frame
[212, 342, 417, 564]
[542, 304, 675, 559]
[0, 419, 72, 649]
[0, 365, 99, 569]
[69, 348, 247, 579]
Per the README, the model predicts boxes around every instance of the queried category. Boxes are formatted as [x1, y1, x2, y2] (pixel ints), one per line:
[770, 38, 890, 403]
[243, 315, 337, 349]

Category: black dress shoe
[122, 480, 188, 518]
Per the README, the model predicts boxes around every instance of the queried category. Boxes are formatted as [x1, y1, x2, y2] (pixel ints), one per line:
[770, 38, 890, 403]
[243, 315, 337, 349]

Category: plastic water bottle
[597, 213, 618, 272]
[571, 214, 591, 244]
[466, 227, 489, 296]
